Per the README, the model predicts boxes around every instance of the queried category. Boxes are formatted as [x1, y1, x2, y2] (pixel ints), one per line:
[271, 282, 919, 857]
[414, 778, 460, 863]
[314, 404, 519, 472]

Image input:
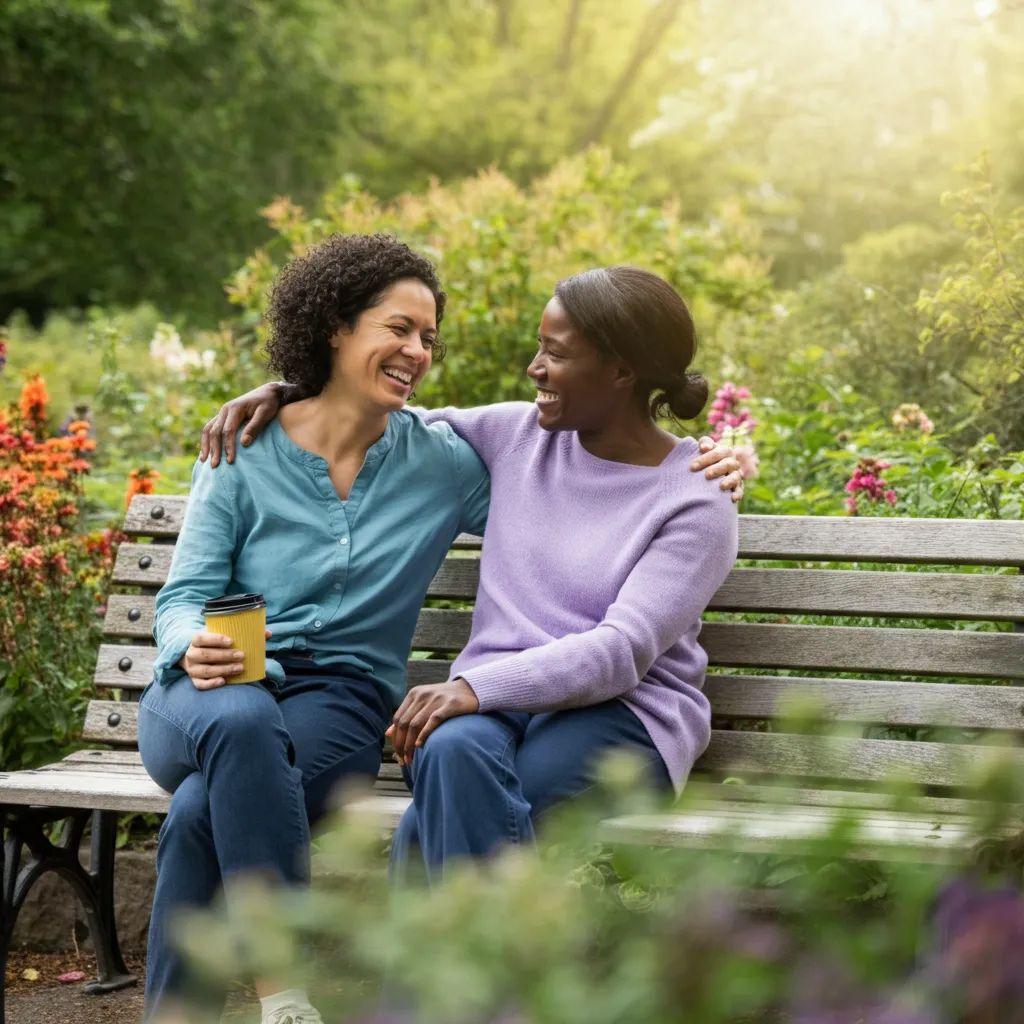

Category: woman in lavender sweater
[204, 264, 739, 878]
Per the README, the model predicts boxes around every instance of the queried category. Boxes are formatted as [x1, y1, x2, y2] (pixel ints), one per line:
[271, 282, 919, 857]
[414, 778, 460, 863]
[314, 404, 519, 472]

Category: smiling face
[329, 278, 438, 412]
[528, 295, 633, 432]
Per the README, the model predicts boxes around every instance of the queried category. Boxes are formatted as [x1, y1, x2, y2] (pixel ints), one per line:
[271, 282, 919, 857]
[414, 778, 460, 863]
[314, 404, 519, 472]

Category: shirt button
[313, 620, 322, 629]
[339, 537, 348, 545]
[333, 583, 342, 590]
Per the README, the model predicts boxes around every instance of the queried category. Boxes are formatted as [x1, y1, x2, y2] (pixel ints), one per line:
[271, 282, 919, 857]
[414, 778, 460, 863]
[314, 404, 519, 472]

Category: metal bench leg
[83, 810, 135, 993]
[1, 806, 10, 1024]
[0, 807, 137, 1006]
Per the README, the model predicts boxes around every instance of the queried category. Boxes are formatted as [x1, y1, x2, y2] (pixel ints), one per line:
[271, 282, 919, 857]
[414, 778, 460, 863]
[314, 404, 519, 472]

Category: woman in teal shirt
[140, 234, 489, 1024]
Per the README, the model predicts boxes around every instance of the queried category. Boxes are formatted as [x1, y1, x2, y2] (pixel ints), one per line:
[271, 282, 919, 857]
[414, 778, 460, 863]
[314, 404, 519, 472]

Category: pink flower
[735, 444, 759, 480]
[707, 382, 757, 442]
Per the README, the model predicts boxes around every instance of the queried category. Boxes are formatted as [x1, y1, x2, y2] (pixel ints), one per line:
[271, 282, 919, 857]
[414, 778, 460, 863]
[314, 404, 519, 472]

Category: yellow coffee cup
[202, 593, 267, 684]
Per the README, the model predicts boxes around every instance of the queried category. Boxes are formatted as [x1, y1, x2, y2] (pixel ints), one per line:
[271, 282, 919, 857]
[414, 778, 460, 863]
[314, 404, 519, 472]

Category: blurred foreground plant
[168, 749, 1024, 1024]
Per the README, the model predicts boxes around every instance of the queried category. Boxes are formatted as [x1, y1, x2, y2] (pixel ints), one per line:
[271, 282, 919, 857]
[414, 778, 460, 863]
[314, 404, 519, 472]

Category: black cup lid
[203, 593, 266, 615]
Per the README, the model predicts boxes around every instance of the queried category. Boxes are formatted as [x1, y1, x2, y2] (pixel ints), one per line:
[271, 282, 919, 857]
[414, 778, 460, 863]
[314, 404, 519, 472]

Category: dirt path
[6, 952, 258, 1023]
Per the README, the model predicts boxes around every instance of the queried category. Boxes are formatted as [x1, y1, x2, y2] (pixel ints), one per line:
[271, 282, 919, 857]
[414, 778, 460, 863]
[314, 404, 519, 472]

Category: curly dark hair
[264, 233, 447, 397]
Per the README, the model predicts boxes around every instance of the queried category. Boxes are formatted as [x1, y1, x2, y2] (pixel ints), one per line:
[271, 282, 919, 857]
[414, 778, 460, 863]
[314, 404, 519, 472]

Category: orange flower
[125, 468, 161, 507]
[67, 420, 91, 433]
[18, 375, 49, 429]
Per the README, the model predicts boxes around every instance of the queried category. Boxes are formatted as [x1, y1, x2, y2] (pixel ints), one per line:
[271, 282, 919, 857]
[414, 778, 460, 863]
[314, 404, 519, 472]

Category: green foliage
[633, 0, 1024, 284]
[229, 150, 770, 409]
[733, 350, 1024, 521]
[168, 755, 1024, 1023]
[0, 0, 346, 319]
[917, 155, 1024, 449]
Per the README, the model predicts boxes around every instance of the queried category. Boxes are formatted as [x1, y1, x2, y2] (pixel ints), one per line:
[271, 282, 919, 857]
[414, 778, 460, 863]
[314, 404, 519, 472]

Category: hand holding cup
[180, 629, 272, 690]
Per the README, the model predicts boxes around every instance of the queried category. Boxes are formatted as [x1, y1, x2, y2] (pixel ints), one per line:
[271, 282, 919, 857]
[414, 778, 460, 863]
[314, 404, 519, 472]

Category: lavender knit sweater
[420, 402, 739, 792]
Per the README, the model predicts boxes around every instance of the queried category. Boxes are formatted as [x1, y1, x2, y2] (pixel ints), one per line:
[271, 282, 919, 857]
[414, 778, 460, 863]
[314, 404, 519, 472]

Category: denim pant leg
[143, 772, 221, 1016]
[516, 700, 671, 819]
[139, 678, 308, 1020]
[390, 712, 530, 883]
[277, 663, 391, 827]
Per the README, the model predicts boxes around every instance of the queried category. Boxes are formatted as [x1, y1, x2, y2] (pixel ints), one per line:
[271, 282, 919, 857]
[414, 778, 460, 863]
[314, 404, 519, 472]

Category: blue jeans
[138, 655, 391, 1019]
[389, 700, 670, 884]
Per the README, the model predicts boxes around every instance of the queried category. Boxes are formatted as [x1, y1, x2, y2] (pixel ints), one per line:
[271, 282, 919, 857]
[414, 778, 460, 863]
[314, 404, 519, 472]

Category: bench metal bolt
[127, 608, 141, 622]
[150, 505, 164, 520]
[107, 712, 121, 728]
[118, 657, 132, 672]
[138, 555, 152, 570]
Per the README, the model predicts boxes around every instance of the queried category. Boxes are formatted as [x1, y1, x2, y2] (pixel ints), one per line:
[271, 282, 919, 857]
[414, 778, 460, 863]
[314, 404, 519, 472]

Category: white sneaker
[265, 1004, 325, 1024]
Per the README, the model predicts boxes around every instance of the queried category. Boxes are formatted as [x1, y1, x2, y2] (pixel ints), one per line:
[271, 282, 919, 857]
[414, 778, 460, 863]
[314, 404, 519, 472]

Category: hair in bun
[555, 266, 709, 422]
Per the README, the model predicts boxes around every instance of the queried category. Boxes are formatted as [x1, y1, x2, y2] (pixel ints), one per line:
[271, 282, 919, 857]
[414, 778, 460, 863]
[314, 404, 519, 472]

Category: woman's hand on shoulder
[200, 383, 285, 467]
[690, 437, 747, 503]
[386, 678, 480, 765]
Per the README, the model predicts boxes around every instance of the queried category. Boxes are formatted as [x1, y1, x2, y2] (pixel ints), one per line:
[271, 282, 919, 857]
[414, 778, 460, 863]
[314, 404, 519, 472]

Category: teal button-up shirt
[152, 410, 490, 706]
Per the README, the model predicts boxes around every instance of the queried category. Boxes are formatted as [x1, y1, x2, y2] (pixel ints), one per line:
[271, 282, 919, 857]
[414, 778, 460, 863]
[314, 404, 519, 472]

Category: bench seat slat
[81, 697, 1024, 789]
[344, 794, 1015, 863]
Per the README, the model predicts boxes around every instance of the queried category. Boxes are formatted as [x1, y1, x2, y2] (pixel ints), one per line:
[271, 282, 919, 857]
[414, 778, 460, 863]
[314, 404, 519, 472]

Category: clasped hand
[387, 678, 479, 766]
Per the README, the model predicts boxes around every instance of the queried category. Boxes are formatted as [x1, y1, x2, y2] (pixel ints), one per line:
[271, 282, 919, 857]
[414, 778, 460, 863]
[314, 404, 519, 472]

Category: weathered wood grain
[701, 622, 1024, 678]
[596, 805, 1014, 863]
[120, 498, 1024, 565]
[696, 729, 1024, 787]
[0, 763, 169, 813]
[111, 543, 175, 586]
[112, 543, 482, 595]
[704, 674, 1024, 730]
[123, 494, 189, 537]
[709, 568, 1024, 621]
[123, 493, 483, 549]
[406, 659, 456, 686]
[94, 644, 157, 690]
[103, 595, 156, 639]
[109, 556, 1024, 622]
[82, 699, 140, 745]
[736, 515, 1024, 566]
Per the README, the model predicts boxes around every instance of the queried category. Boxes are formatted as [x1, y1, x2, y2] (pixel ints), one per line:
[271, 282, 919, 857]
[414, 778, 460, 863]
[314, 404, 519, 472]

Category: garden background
[4, 1, 1024, 1018]
[3, 0, 1024, 773]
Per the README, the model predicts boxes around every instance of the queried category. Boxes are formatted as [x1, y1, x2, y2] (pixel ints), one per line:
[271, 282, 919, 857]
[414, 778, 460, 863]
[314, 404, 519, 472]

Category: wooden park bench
[1, 493, 1024, 1016]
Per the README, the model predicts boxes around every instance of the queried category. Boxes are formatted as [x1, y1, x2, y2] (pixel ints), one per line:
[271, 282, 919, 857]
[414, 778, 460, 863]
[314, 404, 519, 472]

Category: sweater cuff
[459, 656, 541, 712]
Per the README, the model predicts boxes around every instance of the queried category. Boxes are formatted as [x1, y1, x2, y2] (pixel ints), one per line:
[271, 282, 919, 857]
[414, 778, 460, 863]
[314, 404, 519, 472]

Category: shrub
[0, 375, 121, 769]
[228, 149, 772, 410]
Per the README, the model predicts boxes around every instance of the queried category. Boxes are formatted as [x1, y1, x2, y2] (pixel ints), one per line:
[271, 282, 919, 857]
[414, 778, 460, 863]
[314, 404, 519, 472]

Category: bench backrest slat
[113, 547, 1024, 623]
[121, 495, 1024, 565]
[99, 595, 1024, 679]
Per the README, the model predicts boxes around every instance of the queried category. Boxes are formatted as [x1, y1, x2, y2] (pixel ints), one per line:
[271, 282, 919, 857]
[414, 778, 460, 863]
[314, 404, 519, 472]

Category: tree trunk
[495, 0, 512, 46]
[577, 0, 688, 147]
[559, 0, 584, 71]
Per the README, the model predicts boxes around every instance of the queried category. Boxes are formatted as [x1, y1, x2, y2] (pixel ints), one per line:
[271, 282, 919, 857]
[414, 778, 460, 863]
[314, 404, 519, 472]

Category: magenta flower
[845, 458, 896, 515]
[707, 381, 757, 443]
